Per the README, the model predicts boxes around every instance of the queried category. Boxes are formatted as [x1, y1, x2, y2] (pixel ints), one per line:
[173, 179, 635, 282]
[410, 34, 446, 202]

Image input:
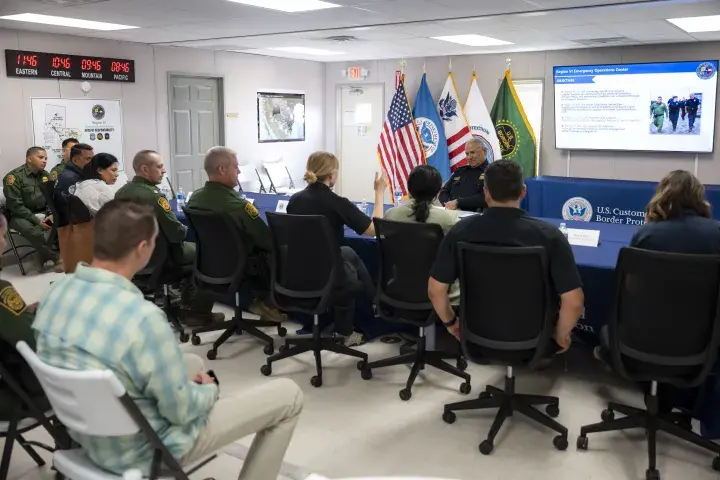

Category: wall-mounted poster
[31, 98, 124, 171]
[257, 92, 305, 143]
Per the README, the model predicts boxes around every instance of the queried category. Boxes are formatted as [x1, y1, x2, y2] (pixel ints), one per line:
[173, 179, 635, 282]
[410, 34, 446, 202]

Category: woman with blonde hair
[288, 151, 387, 346]
[631, 170, 720, 253]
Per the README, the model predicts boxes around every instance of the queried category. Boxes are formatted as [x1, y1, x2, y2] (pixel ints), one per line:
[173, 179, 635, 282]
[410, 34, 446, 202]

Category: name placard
[567, 228, 600, 247]
[276, 200, 288, 213]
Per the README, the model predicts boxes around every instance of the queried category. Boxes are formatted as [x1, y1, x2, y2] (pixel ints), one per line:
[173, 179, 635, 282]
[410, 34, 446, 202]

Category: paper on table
[567, 228, 600, 247]
[276, 200, 288, 213]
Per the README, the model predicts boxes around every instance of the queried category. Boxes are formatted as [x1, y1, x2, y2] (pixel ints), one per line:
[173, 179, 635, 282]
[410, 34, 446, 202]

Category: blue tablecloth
[523, 176, 720, 224]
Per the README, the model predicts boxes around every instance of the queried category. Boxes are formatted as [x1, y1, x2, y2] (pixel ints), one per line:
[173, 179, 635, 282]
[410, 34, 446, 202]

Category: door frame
[335, 82, 386, 196]
[166, 72, 227, 188]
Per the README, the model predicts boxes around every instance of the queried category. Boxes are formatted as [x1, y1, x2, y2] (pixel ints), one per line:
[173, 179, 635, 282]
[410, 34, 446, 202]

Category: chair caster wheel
[399, 389, 412, 401]
[311, 376, 322, 388]
[601, 409, 615, 422]
[361, 368, 372, 380]
[263, 344, 274, 355]
[546, 403, 560, 418]
[260, 364, 271, 376]
[442, 410, 456, 424]
[553, 435, 568, 451]
[206, 349, 217, 360]
[279, 344, 289, 353]
[277, 326, 287, 337]
[479, 440, 493, 455]
[179, 333, 189, 343]
[459, 382, 471, 395]
[646, 468, 660, 480]
[712, 456, 720, 472]
[191, 335, 201, 346]
[576, 435, 588, 450]
[456, 358, 468, 371]
[356, 360, 367, 371]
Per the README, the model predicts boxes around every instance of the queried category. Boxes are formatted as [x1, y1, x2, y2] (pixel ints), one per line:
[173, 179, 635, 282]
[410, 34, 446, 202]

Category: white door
[339, 85, 385, 202]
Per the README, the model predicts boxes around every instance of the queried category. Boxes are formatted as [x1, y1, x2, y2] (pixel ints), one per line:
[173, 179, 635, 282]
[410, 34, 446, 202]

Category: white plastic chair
[263, 159, 300, 195]
[16, 342, 215, 480]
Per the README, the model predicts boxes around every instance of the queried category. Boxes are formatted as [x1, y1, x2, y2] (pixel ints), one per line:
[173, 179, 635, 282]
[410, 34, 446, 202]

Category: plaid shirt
[33, 264, 218, 474]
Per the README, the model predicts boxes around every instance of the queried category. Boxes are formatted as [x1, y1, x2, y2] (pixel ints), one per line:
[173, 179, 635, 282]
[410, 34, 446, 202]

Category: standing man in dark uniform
[50, 138, 79, 182]
[439, 138, 490, 212]
[54, 143, 94, 226]
[667, 96, 681, 132]
[115, 150, 223, 327]
[685, 93, 701, 132]
[3, 147, 62, 272]
[679, 97, 687, 121]
[186, 147, 285, 323]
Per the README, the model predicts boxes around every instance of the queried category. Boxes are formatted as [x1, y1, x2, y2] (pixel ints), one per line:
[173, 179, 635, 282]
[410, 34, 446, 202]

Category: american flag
[377, 80, 426, 196]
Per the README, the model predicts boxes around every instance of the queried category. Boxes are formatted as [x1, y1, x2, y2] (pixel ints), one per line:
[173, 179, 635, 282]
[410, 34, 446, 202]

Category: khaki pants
[181, 354, 303, 480]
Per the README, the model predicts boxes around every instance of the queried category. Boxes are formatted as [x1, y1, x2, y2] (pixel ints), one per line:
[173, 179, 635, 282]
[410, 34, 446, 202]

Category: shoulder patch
[42, 176, 49, 183]
[480, 174, 485, 180]
[0, 285, 27, 316]
[158, 196, 171, 213]
[5, 175, 15, 186]
[245, 202, 260, 219]
[50, 171, 58, 181]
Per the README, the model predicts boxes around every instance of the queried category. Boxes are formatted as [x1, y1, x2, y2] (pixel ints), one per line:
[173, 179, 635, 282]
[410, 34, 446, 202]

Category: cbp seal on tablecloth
[562, 197, 593, 222]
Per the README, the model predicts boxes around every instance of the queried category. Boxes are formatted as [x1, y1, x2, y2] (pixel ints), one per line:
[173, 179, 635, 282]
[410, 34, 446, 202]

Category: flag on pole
[412, 73, 450, 182]
[490, 69, 537, 178]
[437, 73, 473, 172]
[377, 78, 426, 196]
[464, 72, 502, 163]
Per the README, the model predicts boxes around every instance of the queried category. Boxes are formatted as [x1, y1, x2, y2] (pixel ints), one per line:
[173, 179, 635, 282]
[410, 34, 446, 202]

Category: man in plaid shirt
[33, 199, 303, 479]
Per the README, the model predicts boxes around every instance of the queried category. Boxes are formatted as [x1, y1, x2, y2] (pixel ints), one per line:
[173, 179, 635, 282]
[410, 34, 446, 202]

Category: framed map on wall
[257, 92, 305, 143]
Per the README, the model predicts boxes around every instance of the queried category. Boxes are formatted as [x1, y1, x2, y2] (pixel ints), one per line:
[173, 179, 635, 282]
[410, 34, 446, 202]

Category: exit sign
[345, 67, 368, 80]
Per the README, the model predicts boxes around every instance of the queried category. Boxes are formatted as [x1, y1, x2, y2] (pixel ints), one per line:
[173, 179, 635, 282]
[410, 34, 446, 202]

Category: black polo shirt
[287, 183, 371, 246]
[631, 212, 720, 254]
[431, 207, 582, 297]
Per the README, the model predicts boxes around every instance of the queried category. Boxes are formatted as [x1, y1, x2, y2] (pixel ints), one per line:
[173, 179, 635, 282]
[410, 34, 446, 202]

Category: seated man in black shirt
[428, 159, 585, 352]
[54, 143, 94, 226]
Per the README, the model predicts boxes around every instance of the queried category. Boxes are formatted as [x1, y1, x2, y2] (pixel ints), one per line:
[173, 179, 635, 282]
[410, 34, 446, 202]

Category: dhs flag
[438, 73, 473, 172]
[413, 74, 450, 182]
[465, 72, 501, 164]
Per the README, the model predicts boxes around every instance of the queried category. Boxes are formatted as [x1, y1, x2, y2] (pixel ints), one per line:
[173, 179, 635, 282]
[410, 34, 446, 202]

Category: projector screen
[554, 60, 718, 153]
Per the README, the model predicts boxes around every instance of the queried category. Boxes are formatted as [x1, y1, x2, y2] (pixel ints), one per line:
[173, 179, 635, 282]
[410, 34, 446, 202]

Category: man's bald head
[205, 146, 239, 188]
[465, 138, 488, 167]
[132, 150, 165, 185]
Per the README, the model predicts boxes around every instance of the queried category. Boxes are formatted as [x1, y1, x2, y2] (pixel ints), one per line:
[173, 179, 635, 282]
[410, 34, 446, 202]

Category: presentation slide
[554, 60, 718, 153]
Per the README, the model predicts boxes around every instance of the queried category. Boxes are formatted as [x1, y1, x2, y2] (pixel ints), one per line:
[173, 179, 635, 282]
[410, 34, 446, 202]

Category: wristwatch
[442, 316, 458, 327]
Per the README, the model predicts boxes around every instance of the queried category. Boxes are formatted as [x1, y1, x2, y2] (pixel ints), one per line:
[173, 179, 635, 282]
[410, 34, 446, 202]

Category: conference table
[175, 191, 636, 342]
[523, 175, 720, 222]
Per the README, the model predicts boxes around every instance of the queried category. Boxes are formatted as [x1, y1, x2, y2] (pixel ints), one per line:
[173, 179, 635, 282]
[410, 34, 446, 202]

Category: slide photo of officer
[649, 93, 700, 135]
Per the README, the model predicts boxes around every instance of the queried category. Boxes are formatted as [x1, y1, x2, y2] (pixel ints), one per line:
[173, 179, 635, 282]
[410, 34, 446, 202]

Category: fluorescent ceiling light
[0, 13, 137, 31]
[432, 34, 512, 46]
[667, 15, 720, 33]
[226, 0, 341, 12]
[270, 47, 344, 55]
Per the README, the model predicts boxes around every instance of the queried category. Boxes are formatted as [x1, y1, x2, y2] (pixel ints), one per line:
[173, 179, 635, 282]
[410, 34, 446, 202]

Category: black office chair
[359, 219, 471, 400]
[442, 244, 569, 454]
[133, 232, 190, 343]
[182, 207, 286, 359]
[577, 247, 720, 480]
[260, 213, 369, 388]
[1, 208, 35, 276]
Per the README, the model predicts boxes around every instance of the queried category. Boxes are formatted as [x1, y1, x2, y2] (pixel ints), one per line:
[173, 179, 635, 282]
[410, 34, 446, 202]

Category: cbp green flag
[490, 69, 537, 178]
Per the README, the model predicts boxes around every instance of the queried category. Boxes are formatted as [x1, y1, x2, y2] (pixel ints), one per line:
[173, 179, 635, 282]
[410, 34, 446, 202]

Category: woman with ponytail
[386, 165, 459, 233]
[288, 151, 387, 346]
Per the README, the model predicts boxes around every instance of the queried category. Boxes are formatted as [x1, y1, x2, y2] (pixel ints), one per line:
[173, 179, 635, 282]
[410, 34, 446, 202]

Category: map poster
[257, 92, 305, 143]
[31, 98, 124, 171]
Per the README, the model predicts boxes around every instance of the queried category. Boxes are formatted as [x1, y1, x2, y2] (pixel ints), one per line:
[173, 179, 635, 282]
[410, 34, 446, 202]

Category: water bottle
[176, 187, 185, 212]
[359, 198, 368, 216]
[559, 222, 569, 239]
[393, 187, 403, 207]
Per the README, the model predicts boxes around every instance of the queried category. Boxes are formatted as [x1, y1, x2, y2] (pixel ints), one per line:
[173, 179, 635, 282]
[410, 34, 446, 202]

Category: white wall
[326, 42, 720, 184]
[0, 28, 326, 189]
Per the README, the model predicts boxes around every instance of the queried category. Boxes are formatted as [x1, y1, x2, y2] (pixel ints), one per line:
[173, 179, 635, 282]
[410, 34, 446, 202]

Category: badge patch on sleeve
[5, 175, 15, 186]
[0, 286, 27, 316]
[158, 197, 171, 212]
[42, 176, 49, 183]
[480, 174, 485, 180]
[50, 171, 58, 181]
[245, 202, 260, 219]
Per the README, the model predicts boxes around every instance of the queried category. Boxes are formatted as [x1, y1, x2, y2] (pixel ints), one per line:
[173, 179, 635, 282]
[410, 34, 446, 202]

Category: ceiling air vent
[577, 36, 634, 46]
[323, 35, 359, 43]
